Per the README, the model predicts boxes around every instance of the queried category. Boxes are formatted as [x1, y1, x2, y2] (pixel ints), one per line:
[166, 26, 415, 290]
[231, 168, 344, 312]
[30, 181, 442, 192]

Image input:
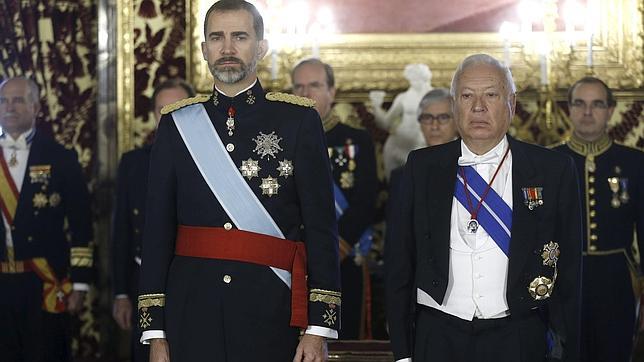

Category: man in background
[292, 58, 378, 339]
[553, 76, 643, 362]
[111, 78, 194, 362]
[0, 76, 93, 361]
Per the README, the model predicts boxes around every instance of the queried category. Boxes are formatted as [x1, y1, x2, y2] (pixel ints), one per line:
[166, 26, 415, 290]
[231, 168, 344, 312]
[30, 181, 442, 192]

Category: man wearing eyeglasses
[292, 58, 378, 339]
[553, 76, 643, 362]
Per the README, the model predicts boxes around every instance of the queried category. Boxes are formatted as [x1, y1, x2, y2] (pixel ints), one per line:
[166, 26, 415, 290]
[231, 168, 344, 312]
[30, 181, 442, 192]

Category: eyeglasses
[570, 99, 609, 111]
[418, 113, 452, 125]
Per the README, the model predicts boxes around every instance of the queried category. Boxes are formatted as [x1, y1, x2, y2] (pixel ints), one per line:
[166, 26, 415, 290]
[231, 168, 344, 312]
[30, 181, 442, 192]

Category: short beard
[209, 56, 258, 84]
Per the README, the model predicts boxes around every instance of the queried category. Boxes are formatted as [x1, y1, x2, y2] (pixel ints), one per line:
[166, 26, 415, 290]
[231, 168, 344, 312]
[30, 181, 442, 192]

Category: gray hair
[450, 54, 516, 97]
[417, 88, 452, 118]
[0, 76, 41, 103]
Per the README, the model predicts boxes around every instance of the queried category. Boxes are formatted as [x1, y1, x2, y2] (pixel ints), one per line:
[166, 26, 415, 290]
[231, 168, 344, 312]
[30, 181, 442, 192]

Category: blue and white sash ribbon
[454, 166, 512, 256]
[332, 182, 373, 256]
[172, 104, 291, 287]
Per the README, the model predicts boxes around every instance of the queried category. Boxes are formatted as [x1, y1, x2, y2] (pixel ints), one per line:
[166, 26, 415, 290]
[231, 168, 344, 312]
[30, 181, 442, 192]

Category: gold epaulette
[265, 92, 316, 108]
[546, 140, 568, 149]
[160, 94, 211, 115]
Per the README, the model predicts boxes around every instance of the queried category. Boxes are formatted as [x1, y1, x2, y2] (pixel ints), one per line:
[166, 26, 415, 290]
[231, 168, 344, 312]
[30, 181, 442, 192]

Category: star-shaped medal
[239, 159, 261, 180]
[253, 132, 283, 160]
[277, 159, 294, 178]
[260, 176, 280, 197]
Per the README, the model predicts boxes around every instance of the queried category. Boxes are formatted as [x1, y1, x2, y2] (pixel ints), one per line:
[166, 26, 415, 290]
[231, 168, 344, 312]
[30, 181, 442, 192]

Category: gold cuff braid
[138, 293, 165, 309]
[309, 289, 342, 306]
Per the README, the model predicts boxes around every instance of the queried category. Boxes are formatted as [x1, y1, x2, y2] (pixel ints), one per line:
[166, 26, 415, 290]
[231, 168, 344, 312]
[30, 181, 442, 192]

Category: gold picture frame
[185, 0, 643, 102]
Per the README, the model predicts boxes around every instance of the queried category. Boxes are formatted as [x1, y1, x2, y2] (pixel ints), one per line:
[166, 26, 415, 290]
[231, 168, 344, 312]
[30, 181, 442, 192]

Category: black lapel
[427, 141, 461, 273]
[507, 136, 541, 287]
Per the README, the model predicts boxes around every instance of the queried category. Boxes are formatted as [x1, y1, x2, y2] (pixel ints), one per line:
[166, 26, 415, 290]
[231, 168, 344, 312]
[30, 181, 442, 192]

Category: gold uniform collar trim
[566, 133, 612, 157]
[322, 111, 340, 132]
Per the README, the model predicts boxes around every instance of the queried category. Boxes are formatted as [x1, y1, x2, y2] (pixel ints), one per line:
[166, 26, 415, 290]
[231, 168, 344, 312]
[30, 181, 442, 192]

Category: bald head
[0, 77, 41, 139]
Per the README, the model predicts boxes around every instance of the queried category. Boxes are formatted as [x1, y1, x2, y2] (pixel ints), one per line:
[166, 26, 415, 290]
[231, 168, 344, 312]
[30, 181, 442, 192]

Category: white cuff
[141, 330, 166, 344]
[304, 325, 338, 339]
[72, 283, 90, 292]
[396, 359, 412, 362]
[114, 294, 129, 300]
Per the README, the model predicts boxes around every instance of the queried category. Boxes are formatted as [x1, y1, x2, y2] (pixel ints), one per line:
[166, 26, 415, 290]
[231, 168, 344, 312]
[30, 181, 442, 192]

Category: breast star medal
[253, 132, 283, 160]
[277, 159, 294, 178]
[260, 176, 280, 196]
[239, 159, 261, 180]
[541, 241, 560, 267]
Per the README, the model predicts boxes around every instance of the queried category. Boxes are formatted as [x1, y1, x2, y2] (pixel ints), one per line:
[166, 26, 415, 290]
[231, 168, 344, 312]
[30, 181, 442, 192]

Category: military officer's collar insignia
[277, 159, 294, 178]
[253, 131, 283, 160]
[541, 241, 560, 267]
[29, 165, 51, 184]
[246, 89, 256, 105]
[567, 133, 611, 157]
[239, 158, 261, 180]
[521, 187, 543, 210]
[528, 276, 554, 300]
[322, 111, 340, 132]
[260, 176, 280, 196]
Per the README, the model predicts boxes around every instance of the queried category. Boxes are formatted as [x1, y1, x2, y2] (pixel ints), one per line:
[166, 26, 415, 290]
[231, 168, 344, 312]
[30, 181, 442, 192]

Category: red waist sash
[175, 225, 308, 328]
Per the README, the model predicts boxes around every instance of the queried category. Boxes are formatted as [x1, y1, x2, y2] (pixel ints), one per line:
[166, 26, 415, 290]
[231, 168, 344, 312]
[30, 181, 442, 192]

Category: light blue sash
[172, 104, 291, 288]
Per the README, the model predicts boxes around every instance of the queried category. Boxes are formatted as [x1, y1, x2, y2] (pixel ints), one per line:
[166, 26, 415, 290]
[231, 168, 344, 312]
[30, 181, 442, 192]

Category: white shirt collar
[214, 79, 257, 97]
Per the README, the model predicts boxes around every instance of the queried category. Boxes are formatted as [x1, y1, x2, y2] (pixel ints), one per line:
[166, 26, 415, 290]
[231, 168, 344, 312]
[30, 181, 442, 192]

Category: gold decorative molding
[186, 0, 643, 101]
[116, 0, 135, 157]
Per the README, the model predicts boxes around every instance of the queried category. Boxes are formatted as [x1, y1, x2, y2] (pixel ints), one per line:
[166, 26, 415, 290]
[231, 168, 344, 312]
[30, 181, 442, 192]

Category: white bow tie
[458, 153, 500, 166]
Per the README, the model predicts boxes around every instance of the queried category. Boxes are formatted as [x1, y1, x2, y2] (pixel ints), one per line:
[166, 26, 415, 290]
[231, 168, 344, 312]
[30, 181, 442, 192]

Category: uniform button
[432, 280, 439, 287]
[34, 211, 39, 216]
[590, 234, 598, 241]
[589, 188, 595, 195]
[590, 210, 596, 217]
[133, 208, 139, 215]
[590, 223, 597, 229]
[223, 222, 233, 230]
[589, 199, 596, 206]
[11, 226, 15, 231]
[226, 143, 235, 152]
[475, 293, 481, 299]
[134, 228, 140, 234]
[27, 236, 33, 242]
[589, 245, 597, 251]
[223, 275, 232, 283]
[589, 176, 595, 183]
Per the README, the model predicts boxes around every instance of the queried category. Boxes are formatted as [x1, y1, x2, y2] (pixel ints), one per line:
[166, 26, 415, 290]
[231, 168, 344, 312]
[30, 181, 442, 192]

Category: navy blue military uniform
[386, 137, 582, 361]
[137, 81, 341, 361]
[324, 112, 377, 339]
[553, 134, 643, 362]
[0, 130, 93, 362]
[111, 145, 151, 362]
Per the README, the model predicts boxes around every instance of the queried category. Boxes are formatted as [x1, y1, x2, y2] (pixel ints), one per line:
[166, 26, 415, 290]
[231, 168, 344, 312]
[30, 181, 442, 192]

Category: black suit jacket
[111, 145, 151, 298]
[0, 130, 93, 284]
[385, 137, 582, 361]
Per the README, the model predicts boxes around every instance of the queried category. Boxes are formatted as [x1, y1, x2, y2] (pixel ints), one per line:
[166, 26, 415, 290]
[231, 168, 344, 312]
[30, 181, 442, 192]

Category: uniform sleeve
[552, 155, 582, 361]
[385, 153, 417, 360]
[137, 116, 178, 334]
[111, 153, 134, 297]
[62, 148, 93, 284]
[293, 108, 342, 332]
[337, 131, 378, 245]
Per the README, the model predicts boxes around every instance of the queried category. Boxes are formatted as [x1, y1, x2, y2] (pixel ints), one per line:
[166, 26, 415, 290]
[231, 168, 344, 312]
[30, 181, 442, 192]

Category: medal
[8, 148, 17, 167]
[467, 219, 479, 234]
[522, 187, 544, 210]
[460, 146, 510, 234]
[226, 106, 235, 136]
[608, 177, 621, 208]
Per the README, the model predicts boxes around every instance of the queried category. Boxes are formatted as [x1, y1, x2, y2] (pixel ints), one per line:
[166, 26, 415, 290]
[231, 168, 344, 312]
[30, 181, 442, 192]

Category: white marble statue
[369, 64, 433, 178]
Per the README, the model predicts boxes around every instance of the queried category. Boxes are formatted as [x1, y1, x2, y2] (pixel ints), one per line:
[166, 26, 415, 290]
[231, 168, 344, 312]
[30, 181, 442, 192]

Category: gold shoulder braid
[265, 92, 316, 108]
[160, 94, 211, 115]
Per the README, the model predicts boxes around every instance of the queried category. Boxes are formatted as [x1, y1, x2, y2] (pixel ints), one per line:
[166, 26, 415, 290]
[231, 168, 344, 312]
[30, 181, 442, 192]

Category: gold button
[589, 199, 596, 206]
[133, 208, 139, 215]
[589, 176, 595, 183]
[590, 234, 598, 241]
[34, 211, 39, 216]
[223, 275, 232, 283]
[589, 188, 595, 195]
[224, 222, 233, 230]
[590, 210, 596, 217]
[27, 236, 33, 242]
[590, 223, 597, 229]
[226, 143, 235, 152]
[589, 245, 597, 251]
